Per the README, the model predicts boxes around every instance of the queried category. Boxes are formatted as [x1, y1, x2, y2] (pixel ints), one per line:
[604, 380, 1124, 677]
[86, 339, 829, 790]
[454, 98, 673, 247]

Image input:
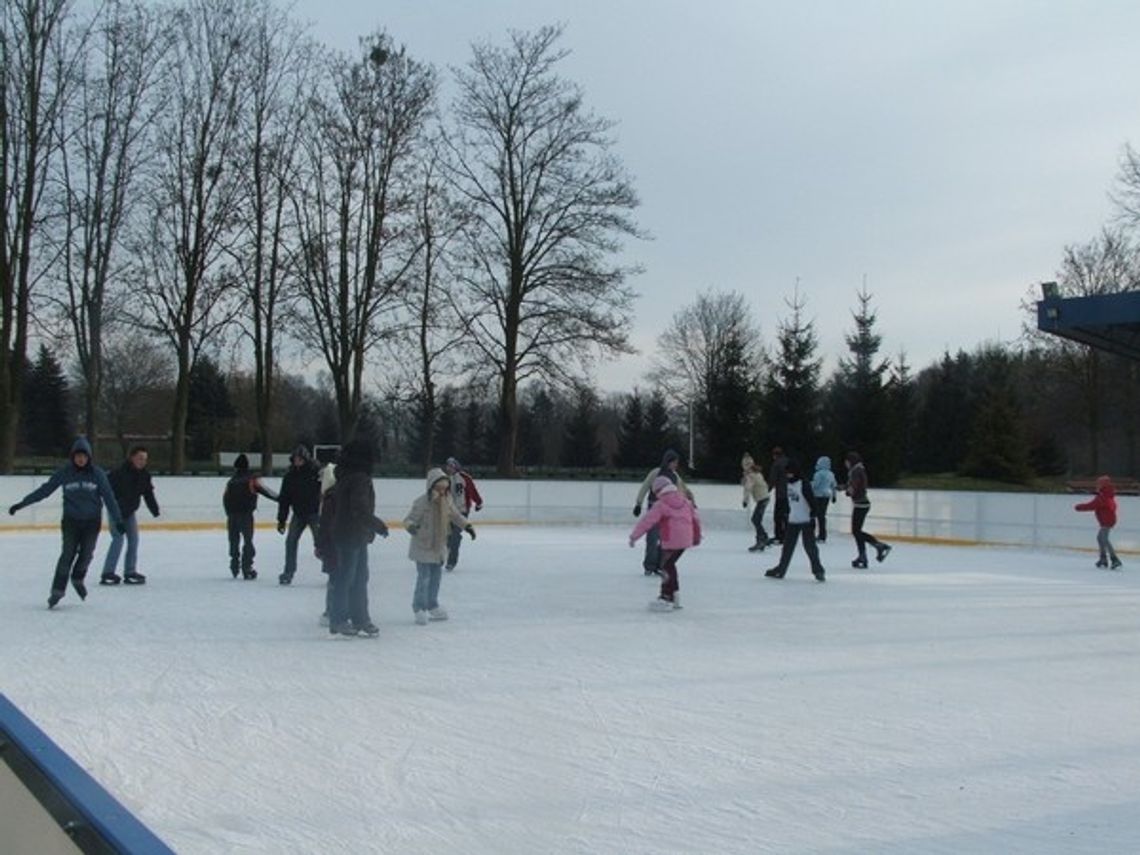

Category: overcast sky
[290, 0, 1140, 391]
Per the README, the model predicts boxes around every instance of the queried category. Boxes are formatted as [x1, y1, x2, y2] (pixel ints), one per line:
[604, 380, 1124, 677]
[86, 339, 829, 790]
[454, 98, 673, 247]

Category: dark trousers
[851, 505, 885, 560]
[329, 542, 372, 628]
[52, 518, 101, 594]
[659, 548, 684, 601]
[770, 522, 824, 578]
[812, 497, 831, 541]
[227, 512, 255, 570]
[773, 495, 789, 543]
[643, 524, 662, 573]
[283, 512, 319, 577]
[446, 513, 469, 569]
[750, 499, 770, 544]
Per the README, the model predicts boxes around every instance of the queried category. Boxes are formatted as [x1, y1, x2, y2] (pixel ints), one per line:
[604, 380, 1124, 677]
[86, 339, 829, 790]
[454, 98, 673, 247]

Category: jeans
[659, 548, 684, 600]
[102, 513, 139, 576]
[446, 513, 469, 568]
[52, 518, 101, 594]
[750, 499, 770, 544]
[1097, 527, 1119, 563]
[227, 512, 255, 570]
[770, 522, 825, 578]
[642, 524, 662, 573]
[851, 505, 885, 560]
[329, 542, 372, 628]
[283, 513, 320, 577]
[413, 562, 443, 613]
[811, 497, 830, 541]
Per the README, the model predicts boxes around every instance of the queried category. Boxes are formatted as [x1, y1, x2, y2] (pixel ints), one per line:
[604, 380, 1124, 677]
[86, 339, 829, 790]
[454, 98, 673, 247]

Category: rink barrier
[0, 694, 175, 855]
[0, 476, 1134, 554]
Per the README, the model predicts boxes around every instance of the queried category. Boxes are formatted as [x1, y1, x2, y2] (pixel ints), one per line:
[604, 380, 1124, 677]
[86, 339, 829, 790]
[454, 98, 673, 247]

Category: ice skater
[764, 459, 825, 582]
[276, 444, 322, 585]
[8, 437, 126, 608]
[768, 446, 790, 545]
[1075, 475, 1122, 569]
[403, 468, 475, 625]
[633, 449, 696, 576]
[101, 444, 160, 585]
[629, 475, 701, 611]
[843, 451, 891, 568]
[222, 454, 278, 579]
[810, 455, 838, 542]
[443, 457, 482, 571]
[741, 452, 770, 552]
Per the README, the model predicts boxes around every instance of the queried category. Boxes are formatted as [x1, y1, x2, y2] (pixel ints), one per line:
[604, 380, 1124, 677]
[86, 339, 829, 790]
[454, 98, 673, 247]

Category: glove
[376, 520, 389, 539]
[115, 521, 127, 535]
[465, 524, 476, 540]
[632, 504, 641, 517]
[742, 500, 748, 508]
[474, 503, 483, 512]
[8, 504, 18, 516]
[628, 538, 636, 548]
[831, 495, 837, 504]
[277, 521, 287, 534]
[406, 523, 419, 535]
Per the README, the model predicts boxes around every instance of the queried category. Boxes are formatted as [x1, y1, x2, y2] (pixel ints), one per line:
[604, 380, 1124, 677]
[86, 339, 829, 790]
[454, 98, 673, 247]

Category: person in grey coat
[9, 437, 125, 608]
[403, 468, 474, 625]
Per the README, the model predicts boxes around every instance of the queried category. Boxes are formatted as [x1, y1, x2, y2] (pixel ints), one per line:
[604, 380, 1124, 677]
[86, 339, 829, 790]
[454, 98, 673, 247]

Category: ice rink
[1, 523, 1139, 854]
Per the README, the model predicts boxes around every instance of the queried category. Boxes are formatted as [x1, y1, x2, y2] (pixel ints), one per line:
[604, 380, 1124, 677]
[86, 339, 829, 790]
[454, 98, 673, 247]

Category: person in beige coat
[403, 468, 475, 625]
[741, 453, 771, 552]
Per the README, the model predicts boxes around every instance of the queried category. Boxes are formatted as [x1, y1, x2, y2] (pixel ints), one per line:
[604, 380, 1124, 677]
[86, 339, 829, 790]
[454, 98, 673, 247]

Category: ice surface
[2, 524, 1138, 854]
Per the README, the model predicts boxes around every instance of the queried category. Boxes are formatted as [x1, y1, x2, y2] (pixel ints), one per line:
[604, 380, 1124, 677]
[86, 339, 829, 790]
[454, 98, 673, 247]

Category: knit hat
[652, 475, 677, 496]
[234, 453, 249, 471]
[291, 444, 312, 463]
[446, 456, 461, 470]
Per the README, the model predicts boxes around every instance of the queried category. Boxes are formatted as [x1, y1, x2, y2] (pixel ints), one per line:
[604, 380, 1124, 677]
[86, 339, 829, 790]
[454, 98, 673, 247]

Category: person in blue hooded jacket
[9, 437, 125, 609]
[810, 455, 838, 542]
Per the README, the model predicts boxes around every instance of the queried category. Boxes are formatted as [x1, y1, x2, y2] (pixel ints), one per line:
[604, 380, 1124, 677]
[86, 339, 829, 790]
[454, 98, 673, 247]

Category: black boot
[71, 578, 87, 600]
[124, 572, 147, 585]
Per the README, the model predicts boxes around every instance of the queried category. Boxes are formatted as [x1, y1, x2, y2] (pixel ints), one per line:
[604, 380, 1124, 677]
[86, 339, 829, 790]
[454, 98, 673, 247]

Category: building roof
[1037, 289, 1140, 361]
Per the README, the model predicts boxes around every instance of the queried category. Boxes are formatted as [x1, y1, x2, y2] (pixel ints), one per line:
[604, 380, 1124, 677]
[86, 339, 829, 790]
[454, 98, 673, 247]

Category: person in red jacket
[444, 457, 483, 571]
[629, 476, 702, 611]
[1075, 475, 1122, 570]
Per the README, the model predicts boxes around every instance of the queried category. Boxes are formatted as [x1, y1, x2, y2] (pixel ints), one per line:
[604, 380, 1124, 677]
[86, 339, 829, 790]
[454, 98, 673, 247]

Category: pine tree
[615, 390, 646, 468]
[761, 289, 822, 462]
[561, 386, 602, 467]
[911, 351, 973, 473]
[698, 331, 761, 480]
[959, 348, 1033, 483]
[643, 390, 680, 468]
[19, 345, 73, 457]
[186, 357, 236, 462]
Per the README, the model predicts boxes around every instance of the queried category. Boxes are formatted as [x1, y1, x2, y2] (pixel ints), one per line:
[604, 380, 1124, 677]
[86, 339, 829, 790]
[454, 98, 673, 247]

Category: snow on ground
[2, 524, 1139, 854]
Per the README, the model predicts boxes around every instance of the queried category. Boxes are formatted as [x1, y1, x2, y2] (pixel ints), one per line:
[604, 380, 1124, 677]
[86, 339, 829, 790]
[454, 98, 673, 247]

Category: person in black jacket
[768, 446, 790, 545]
[326, 439, 388, 637]
[222, 454, 277, 579]
[100, 445, 160, 585]
[764, 458, 825, 582]
[9, 437, 125, 608]
[276, 444, 322, 585]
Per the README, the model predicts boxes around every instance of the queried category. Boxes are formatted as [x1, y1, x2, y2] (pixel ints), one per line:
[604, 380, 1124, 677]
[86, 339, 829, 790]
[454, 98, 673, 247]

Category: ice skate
[1096, 558, 1108, 568]
[100, 573, 122, 585]
[649, 596, 675, 612]
[329, 622, 357, 637]
[414, 610, 429, 625]
[278, 572, 293, 586]
[1111, 558, 1123, 570]
[357, 622, 380, 637]
[123, 572, 146, 585]
[70, 578, 87, 600]
[764, 568, 785, 579]
[876, 544, 892, 563]
[47, 589, 64, 609]
[852, 557, 868, 569]
[428, 607, 449, 621]
[747, 541, 766, 553]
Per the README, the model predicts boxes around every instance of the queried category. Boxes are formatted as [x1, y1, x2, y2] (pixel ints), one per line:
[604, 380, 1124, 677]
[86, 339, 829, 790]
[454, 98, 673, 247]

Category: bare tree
[1, 0, 76, 471]
[97, 332, 173, 454]
[293, 33, 436, 441]
[131, 0, 254, 472]
[443, 24, 643, 476]
[54, 0, 169, 441]
[229, 2, 314, 471]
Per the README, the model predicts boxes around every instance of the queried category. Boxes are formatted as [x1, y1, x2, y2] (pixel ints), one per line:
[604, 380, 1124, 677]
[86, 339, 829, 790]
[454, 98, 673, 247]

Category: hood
[291, 444, 313, 464]
[815, 456, 832, 472]
[1097, 475, 1116, 497]
[71, 436, 94, 466]
[657, 490, 687, 509]
[426, 467, 449, 494]
[660, 449, 681, 469]
[652, 475, 677, 497]
[741, 453, 755, 470]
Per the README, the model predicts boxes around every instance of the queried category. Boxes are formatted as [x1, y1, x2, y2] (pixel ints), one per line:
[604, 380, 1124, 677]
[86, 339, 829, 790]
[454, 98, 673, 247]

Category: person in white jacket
[403, 468, 474, 625]
[741, 452, 770, 552]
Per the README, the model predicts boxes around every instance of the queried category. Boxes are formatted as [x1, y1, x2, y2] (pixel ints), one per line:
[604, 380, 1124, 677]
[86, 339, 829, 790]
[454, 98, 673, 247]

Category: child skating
[629, 476, 701, 611]
[403, 468, 475, 625]
[1075, 475, 1122, 570]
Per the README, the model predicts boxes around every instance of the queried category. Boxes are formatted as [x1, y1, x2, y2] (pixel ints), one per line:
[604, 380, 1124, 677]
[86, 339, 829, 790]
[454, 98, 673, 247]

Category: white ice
[2, 522, 1139, 854]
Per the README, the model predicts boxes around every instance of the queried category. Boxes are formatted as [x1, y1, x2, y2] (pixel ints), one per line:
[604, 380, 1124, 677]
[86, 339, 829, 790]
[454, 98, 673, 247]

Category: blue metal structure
[0, 693, 175, 854]
[1037, 289, 1140, 360]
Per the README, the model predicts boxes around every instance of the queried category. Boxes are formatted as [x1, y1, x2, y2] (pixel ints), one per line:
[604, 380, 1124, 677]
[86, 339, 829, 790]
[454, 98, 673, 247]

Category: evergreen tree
[698, 331, 761, 480]
[517, 386, 559, 467]
[186, 357, 236, 462]
[615, 389, 646, 468]
[911, 351, 973, 472]
[19, 345, 73, 456]
[959, 347, 1033, 483]
[643, 390, 680, 467]
[761, 289, 822, 462]
[826, 287, 897, 482]
[561, 386, 602, 467]
[434, 388, 459, 463]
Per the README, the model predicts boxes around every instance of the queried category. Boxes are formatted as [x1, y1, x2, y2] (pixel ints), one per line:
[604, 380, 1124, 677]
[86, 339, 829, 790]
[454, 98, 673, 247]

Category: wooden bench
[1066, 478, 1140, 496]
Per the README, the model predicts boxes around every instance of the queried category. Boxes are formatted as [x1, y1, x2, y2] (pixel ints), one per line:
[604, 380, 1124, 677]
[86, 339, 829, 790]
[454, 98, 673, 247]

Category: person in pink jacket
[629, 476, 702, 611]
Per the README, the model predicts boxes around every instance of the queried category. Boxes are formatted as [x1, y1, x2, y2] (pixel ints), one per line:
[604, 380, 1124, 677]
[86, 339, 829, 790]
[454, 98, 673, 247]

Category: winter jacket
[12, 437, 124, 526]
[846, 461, 871, 507]
[223, 471, 277, 515]
[448, 469, 483, 515]
[769, 451, 789, 499]
[635, 451, 695, 509]
[109, 459, 159, 518]
[1076, 479, 1117, 528]
[330, 444, 389, 549]
[786, 476, 816, 525]
[810, 457, 837, 502]
[630, 486, 702, 550]
[742, 468, 769, 504]
[277, 455, 322, 525]
[405, 468, 470, 563]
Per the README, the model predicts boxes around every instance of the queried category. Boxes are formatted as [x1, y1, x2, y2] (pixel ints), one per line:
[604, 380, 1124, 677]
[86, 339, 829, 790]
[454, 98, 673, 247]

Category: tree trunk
[496, 371, 518, 476]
